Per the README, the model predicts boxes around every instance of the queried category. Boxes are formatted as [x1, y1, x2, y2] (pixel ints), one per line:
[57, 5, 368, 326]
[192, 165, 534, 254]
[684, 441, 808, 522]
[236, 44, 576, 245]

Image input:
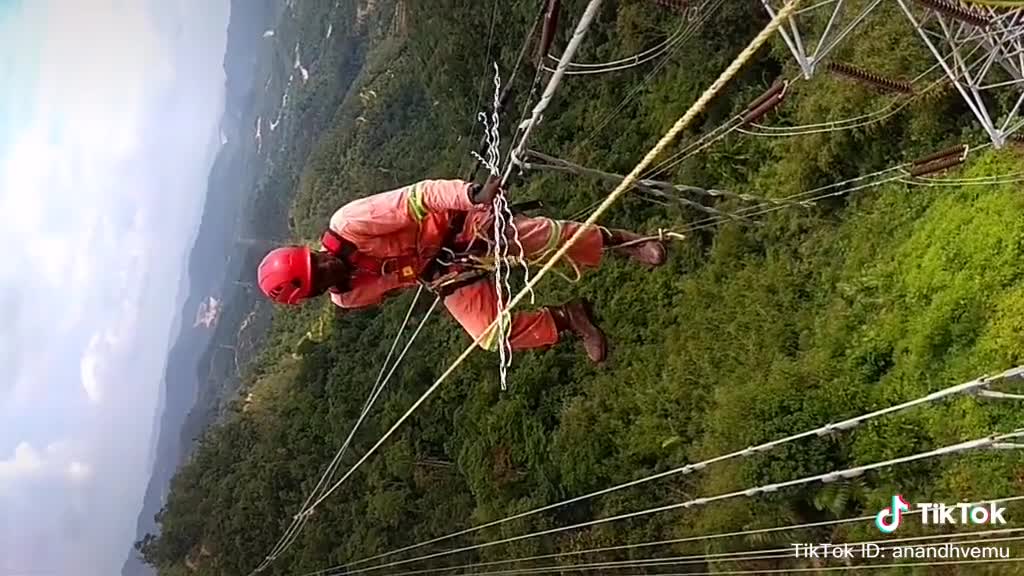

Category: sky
[0, 0, 231, 574]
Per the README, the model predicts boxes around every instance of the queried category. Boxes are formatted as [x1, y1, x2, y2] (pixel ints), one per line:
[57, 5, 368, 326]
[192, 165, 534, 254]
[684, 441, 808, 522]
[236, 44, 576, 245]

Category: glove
[468, 175, 504, 205]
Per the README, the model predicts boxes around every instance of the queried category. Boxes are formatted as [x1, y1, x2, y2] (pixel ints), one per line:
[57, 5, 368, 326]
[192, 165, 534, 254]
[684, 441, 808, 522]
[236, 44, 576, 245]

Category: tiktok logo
[876, 494, 911, 533]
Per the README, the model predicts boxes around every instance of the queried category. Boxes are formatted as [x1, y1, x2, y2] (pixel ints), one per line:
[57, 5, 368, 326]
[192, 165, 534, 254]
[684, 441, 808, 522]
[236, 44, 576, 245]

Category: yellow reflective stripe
[530, 218, 563, 264]
[479, 311, 511, 351]
[545, 219, 563, 253]
[407, 183, 427, 221]
[479, 326, 499, 351]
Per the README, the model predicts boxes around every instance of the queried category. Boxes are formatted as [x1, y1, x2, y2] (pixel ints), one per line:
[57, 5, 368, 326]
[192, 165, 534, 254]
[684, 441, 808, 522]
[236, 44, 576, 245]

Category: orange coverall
[326, 179, 604, 350]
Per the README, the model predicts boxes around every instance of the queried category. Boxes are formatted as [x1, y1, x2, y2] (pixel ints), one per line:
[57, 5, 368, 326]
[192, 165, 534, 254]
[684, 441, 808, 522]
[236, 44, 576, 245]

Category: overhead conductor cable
[505, 0, 604, 186]
[343, 366, 1023, 571]
[345, 496, 1024, 576]
[343, 428, 1024, 573]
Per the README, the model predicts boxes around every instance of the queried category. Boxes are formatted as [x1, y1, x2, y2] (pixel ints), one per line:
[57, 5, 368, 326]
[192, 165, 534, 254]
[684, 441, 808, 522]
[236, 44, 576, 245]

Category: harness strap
[322, 228, 423, 282]
[321, 228, 356, 259]
[425, 268, 492, 298]
[420, 211, 471, 282]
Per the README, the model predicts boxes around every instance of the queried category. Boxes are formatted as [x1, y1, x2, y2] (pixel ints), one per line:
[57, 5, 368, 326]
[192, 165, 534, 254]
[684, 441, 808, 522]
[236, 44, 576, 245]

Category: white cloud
[0, 438, 95, 494]
[0, 442, 44, 480]
[0, 0, 172, 312]
[0, 0, 164, 401]
[67, 461, 93, 483]
[0, 0, 230, 573]
[80, 345, 103, 405]
[79, 293, 143, 405]
[0, 441, 94, 488]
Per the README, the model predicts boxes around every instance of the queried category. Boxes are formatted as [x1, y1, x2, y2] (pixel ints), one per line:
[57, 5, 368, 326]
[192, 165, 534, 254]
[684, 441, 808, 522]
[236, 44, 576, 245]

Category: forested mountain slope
[140, 1, 1024, 575]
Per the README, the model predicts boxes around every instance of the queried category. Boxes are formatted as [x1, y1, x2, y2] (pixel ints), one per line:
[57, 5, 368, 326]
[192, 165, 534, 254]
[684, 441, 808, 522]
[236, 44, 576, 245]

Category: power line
[735, 77, 943, 139]
[651, 22, 994, 172]
[467, 0, 502, 154]
[298, 296, 441, 515]
[570, 0, 725, 156]
[249, 289, 436, 573]
[414, 533, 1024, 576]
[670, 139, 995, 234]
[502, 0, 606, 186]
[542, 19, 695, 75]
[901, 171, 1024, 186]
[598, 557, 1024, 576]
[342, 428, 1023, 573]
[655, 138, 994, 235]
[737, 34, 993, 138]
[551, 19, 690, 69]
[341, 366, 1023, 570]
[349, 495, 1024, 576]
[467, 0, 548, 182]
[240, 0, 1019, 574]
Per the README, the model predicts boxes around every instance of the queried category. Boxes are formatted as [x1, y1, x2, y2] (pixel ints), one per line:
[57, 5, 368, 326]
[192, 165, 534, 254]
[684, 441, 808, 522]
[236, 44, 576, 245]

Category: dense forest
[140, 0, 1024, 574]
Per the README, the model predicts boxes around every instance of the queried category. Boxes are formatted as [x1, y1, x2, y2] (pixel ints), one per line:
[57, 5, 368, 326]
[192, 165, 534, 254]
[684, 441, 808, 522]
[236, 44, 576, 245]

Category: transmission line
[344, 366, 1022, 570]
[342, 429, 1023, 573]
[409, 533, 1024, 576]
[335, 495, 1024, 576]
[248, 289, 437, 573]
[594, 557, 1024, 576]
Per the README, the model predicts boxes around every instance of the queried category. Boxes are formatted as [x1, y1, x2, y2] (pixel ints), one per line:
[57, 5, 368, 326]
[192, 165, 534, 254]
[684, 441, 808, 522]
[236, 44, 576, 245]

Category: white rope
[429, 533, 1024, 576]
[354, 495, 1024, 576]
[260, 295, 440, 569]
[469, 0, 501, 146]
[502, 0, 605, 186]
[250, 288, 429, 573]
[475, 63, 518, 391]
[338, 367, 1023, 572]
[344, 429, 1024, 573]
[359, 287, 425, 414]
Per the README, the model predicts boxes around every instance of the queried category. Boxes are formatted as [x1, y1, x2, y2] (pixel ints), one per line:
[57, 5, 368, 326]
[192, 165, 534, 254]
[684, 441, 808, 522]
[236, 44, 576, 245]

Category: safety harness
[319, 200, 546, 298]
[320, 224, 490, 298]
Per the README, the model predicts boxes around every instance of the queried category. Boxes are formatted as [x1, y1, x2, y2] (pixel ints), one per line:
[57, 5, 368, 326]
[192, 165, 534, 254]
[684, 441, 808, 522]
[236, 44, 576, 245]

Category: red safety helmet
[258, 246, 313, 305]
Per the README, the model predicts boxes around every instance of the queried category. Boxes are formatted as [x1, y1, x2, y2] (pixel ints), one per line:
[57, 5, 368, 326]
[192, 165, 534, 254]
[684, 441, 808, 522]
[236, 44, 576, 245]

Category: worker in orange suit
[257, 178, 666, 363]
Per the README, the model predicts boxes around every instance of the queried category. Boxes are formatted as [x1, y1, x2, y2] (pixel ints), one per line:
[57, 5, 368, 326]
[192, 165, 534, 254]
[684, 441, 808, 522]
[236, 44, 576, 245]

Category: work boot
[603, 228, 667, 267]
[549, 298, 607, 363]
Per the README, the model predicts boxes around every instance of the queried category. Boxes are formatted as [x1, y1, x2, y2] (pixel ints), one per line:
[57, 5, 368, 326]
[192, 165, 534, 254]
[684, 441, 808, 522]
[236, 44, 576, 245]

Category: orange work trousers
[443, 214, 604, 351]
